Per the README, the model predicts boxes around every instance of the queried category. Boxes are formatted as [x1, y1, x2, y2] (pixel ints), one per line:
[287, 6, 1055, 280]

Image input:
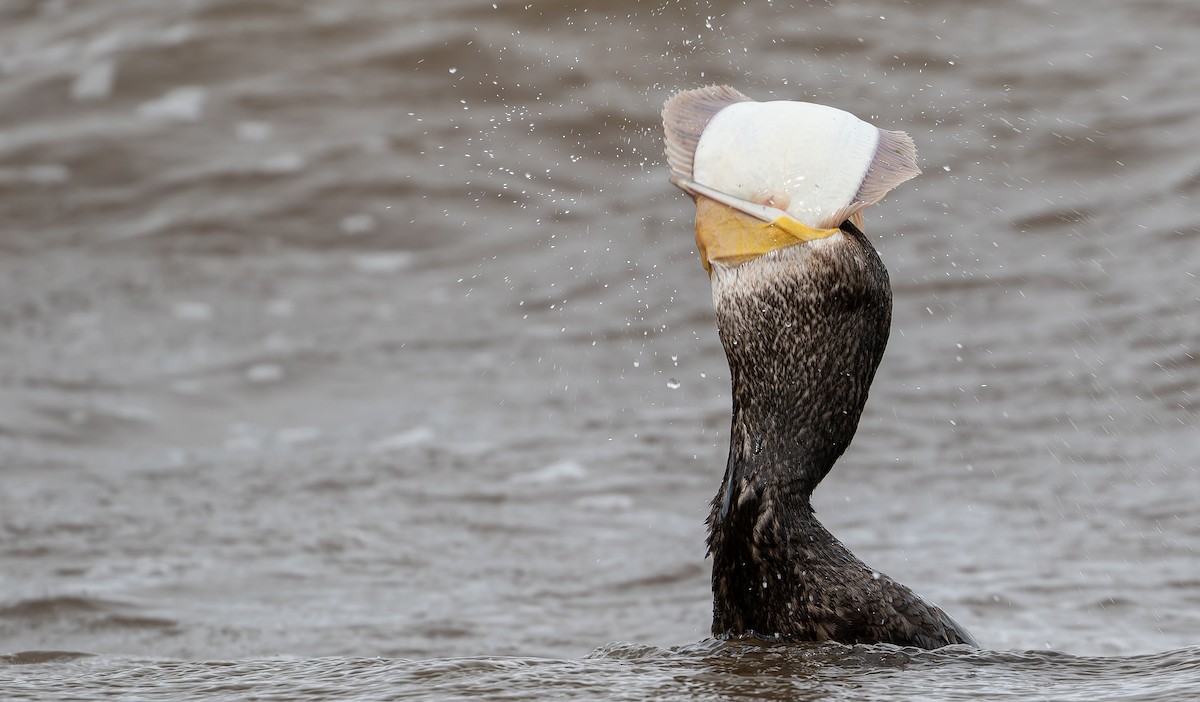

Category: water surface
[1, 0, 1198, 698]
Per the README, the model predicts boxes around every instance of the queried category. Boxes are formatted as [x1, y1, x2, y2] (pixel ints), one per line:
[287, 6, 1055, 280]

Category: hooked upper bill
[662, 86, 921, 271]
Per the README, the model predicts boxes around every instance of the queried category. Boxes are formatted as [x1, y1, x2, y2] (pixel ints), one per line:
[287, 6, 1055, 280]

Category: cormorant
[662, 86, 978, 649]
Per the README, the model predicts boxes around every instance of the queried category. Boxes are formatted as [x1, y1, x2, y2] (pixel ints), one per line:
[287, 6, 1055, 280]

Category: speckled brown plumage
[705, 220, 978, 649]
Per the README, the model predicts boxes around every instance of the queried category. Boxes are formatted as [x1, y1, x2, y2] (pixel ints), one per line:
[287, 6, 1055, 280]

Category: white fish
[662, 86, 920, 271]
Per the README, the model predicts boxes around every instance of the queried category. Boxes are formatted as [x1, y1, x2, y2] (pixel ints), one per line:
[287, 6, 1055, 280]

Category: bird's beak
[676, 178, 842, 274]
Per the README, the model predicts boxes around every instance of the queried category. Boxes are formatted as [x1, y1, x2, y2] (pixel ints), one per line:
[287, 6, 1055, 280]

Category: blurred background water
[1, 0, 1198, 698]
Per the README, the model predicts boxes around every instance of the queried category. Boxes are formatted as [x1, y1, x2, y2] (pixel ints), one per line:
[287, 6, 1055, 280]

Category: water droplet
[666, 378, 681, 390]
[448, 67, 458, 74]
[246, 363, 284, 383]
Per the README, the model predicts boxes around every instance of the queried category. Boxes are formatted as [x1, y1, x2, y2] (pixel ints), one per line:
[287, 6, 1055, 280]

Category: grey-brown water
[1, 0, 1198, 699]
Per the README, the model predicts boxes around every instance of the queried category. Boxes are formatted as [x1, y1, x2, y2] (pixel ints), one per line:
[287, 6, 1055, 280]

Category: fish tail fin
[662, 85, 751, 183]
[828, 128, 921, 227]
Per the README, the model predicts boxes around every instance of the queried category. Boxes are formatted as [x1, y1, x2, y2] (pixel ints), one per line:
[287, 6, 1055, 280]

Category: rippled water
[5, 643, 1200, 701]
[1, 0, 1198, 698]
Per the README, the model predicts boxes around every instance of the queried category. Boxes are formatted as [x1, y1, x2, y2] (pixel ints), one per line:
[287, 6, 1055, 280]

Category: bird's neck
[708, 225, 892, 507]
